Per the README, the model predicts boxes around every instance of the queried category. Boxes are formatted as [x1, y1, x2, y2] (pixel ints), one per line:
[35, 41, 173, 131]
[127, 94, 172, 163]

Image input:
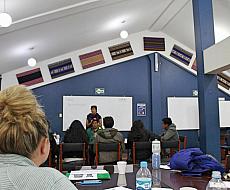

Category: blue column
[192, 0, 220, 160]
[148, 53, 163, 134]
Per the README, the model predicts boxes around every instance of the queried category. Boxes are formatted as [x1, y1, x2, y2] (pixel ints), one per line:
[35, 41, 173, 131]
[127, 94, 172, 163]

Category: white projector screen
[63, 96, 132, 131]
[168, 97, 230, 130]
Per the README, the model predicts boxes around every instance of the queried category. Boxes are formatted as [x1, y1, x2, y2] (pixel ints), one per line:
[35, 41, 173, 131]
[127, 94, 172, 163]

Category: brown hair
[0, 85, 48, 158]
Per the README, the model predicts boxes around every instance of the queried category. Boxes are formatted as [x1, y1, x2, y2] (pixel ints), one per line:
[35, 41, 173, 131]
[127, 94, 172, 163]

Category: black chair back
[59, 143, 86, 172]
[62, 143, 85, 154]
[161, 141, 179, 149]
[95, 142, 121, 165]
[226, 135, 230, 146]
[132, 141, 152, 164]
[98, 143, 120, 152]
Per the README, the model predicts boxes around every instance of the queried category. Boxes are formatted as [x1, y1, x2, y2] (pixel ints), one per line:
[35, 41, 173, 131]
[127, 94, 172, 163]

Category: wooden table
[73, 165, 211, 190]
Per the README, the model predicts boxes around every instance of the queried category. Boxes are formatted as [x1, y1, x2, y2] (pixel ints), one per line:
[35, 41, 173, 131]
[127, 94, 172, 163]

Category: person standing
[86, 105, 102, 129]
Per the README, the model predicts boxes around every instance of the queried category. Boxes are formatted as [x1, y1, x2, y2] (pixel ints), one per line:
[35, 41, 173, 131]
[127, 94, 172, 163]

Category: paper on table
[105, 187, 132, 190]
[69, 169, 109, 181]
[152, 188, 173, 190]
[69, 173, 97, 181]
[160, 165, 171, 170]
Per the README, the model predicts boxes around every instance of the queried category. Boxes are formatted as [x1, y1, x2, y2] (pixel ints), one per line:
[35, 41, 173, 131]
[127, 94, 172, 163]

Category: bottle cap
[140, 161, 147, 168]
[212, 171, 221, 179]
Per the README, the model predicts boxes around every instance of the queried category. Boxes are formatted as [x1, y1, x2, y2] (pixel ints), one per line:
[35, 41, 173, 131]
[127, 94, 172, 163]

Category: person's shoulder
[40, 168, 77, 189]
[96, 113, 101, 118]
[116, 131, 124, 137]
[38, 167, 67, 180]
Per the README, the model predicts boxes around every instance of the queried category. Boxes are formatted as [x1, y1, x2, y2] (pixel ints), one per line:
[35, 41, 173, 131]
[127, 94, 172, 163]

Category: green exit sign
[95, 88, 105, 95]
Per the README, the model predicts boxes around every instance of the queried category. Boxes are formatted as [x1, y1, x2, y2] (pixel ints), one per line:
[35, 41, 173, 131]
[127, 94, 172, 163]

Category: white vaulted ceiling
[0, 0, 229, 74]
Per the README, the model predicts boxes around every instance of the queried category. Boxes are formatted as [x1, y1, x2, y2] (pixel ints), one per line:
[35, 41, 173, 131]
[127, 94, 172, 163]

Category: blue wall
[33, 53, 230, 147]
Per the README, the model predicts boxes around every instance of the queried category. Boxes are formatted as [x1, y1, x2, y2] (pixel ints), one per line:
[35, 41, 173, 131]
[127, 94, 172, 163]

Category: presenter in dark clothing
[86, 105, 102, 129]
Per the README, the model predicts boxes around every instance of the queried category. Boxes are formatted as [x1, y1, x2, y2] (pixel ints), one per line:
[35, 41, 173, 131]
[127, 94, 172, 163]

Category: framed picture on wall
[137, 103, 146, 116]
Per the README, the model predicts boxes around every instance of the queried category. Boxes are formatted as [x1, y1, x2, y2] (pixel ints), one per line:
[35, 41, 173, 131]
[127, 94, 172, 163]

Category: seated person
[0, 85, 76, 190]
[63, 120, 88, 163]
[87, 118, 101, 165]
[161, 117, 179, 142]
[94, 116, 124, 164]
[127, 120, 152, 161]
[87, 118, 101, 145]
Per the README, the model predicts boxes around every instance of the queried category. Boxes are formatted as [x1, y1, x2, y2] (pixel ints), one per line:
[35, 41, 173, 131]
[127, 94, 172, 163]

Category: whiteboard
[168, 97, 199, 130]
[63, 96, 132, 131]
[167, 97, 230, 130]
[219, 101, 230, 127]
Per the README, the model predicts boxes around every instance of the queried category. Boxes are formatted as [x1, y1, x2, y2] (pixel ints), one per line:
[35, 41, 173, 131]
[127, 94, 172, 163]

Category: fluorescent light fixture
[120, 30, 128, 39]
[28, 58, 37, 67]
[0, 12, 12, 27]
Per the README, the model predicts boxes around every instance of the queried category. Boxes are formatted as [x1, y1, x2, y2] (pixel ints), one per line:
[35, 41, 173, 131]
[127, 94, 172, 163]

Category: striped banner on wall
[16, 68, 43, 86]
[170, 45, 193, 65]
[48, 58, 75, 79]
[109, 41, 133, 60]
[217, 73, 230, 90]
[79, 50, 105, 69]
[143, 37, 165, 51]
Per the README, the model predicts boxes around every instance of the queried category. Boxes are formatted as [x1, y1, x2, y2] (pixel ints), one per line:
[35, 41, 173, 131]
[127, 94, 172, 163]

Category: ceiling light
[0, 0, 12, 27]
[0, 12, 12, 27]
[28, 58, 37, 67]
[120, 30, 128, 39]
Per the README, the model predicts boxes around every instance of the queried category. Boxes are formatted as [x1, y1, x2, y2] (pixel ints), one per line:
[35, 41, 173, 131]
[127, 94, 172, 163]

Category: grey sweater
[161, 123, 179, 142]
[0, 154, 77, 190]
[94, 128, 124, 163]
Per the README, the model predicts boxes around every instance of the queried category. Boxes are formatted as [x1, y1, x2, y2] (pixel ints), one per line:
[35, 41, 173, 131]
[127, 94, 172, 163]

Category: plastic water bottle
[152, 139, 161, 169]
[152, 139, 161, 187]
[136, 161, 152, 190]
[206, 171, 227, 190]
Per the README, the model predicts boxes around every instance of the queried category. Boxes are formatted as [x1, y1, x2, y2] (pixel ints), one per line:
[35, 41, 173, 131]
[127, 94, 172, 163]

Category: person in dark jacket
[94, 116, 124, 164]
[63, 120, 88, 159]
[161, 117, 179, 142]
[127, 120, 152, 161]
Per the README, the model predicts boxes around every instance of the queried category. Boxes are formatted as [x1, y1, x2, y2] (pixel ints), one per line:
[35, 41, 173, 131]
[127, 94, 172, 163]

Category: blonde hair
[0, 85, 48, 158]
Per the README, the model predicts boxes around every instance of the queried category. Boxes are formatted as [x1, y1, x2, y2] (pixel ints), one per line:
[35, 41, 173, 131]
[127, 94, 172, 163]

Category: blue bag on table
[169, 148, 225, 176]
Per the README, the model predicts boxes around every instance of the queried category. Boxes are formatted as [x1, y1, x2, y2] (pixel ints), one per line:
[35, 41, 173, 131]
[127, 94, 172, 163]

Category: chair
[95, 143, 121, 165]
[132, 142, 152, 164]
[221, 134, 230, 160]
[225, 155, 230, 172]
[59, 143, 87, 172]
[179, 136, 187, 149]
[161, 140, 180, 157]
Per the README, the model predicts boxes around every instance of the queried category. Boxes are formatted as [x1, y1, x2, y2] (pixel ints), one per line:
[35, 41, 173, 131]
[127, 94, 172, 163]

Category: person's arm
[161, 129, 175, 141]
[86, 118, 92, 128]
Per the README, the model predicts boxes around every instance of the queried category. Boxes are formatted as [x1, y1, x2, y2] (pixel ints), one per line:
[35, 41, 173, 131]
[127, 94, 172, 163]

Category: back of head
[131, 120, 148, 140]
[65, 120, 87, 143]
[103, 116, 114, 129]
[162, 117, 172, 126]
[131, 120, 144, 132]
[0, 85, 48, 158]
